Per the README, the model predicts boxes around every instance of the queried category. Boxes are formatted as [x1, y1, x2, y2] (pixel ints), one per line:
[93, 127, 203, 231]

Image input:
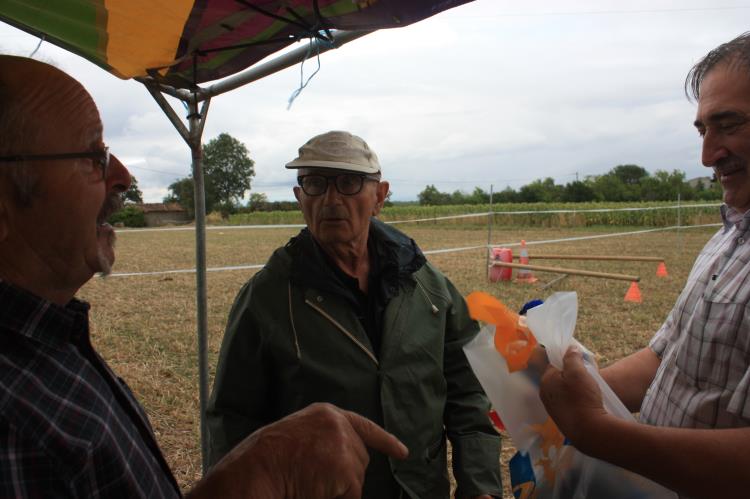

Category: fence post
[486, 184, 494, 280]
[677, 192, 683, 255]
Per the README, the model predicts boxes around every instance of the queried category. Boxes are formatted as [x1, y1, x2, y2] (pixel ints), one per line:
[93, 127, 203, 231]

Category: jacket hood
[284, 218, 426, 306]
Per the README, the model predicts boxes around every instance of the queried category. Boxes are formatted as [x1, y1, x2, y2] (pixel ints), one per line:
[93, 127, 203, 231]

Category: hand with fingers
[187, 402, 408, 499]
[538, 346, 611, 452]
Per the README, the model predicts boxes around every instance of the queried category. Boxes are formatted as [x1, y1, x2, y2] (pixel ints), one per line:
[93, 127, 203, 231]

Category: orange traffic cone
[656, 261, 668, 277]
[515, 240, 538, 283]
[624, 282, 642, 303]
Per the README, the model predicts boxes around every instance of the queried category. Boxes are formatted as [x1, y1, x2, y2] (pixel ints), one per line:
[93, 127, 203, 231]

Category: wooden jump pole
[513, 254, 664, 262]
[491, 261, 640, 282]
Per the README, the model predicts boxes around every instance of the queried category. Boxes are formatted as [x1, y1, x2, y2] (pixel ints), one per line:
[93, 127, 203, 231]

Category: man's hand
[187, 402, 408, 499]
[539, 346, 610, 451]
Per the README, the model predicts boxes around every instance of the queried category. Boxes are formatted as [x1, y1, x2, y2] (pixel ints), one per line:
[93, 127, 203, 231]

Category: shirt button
[316, 295, 324, 303]
[738, 237, 746, 245]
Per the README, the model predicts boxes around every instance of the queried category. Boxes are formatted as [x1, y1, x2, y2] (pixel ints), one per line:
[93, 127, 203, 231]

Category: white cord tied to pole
[287, 35, 330, 110]
[29, 35, 45, 58]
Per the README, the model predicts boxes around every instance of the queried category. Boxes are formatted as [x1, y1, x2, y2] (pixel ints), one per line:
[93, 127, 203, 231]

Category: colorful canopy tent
[0, 0, 473, 471]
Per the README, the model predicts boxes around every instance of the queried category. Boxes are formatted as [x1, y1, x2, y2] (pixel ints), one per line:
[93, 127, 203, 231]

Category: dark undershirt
[321, 238, 385, 357]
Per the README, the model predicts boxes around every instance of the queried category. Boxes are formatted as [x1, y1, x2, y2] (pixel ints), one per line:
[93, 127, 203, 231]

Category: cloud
[0, 1, 746, 202]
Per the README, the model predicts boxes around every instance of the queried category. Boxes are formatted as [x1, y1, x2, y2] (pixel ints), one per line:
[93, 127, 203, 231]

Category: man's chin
[96, 251, 113, 277]
[95, 231, 116, 277]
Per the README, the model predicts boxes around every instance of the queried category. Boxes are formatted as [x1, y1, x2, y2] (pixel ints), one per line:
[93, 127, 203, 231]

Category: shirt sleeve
[206, 280, 271, 467]
[648, 303, 680, 358]
[442, 278, 503, 498]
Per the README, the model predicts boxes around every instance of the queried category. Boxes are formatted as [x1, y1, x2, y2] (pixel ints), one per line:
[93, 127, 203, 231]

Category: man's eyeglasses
[0, 147, 111, 180]
[297, 173, 380, 196]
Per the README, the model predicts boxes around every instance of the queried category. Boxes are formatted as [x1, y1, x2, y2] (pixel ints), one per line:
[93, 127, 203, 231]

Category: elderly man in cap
[207, 131, 503, 498]
[0, 57, 408, 499]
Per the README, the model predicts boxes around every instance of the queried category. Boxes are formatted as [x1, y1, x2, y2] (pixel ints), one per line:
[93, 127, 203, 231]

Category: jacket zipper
[414, 276, 440, 315]
[304, 299, 379, 367]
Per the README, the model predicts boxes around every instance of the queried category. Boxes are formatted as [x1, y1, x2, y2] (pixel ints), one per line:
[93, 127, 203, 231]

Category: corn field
[226, 201, 721, 227]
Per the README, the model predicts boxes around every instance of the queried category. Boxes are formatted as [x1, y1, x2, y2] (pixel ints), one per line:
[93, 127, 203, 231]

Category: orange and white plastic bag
[464, 291, 676, 499]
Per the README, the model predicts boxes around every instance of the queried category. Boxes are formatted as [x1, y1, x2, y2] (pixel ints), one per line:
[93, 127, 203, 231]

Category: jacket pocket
[424, 430, 447, 463]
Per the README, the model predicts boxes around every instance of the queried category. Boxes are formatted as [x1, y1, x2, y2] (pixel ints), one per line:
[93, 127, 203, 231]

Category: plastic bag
[464, 291, 676, 499]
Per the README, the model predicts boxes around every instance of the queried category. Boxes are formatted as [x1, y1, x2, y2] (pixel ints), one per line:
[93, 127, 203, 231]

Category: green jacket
[207, 220, 502, 498]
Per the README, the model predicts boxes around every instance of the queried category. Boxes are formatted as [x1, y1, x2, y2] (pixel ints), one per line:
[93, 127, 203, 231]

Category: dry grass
[78, 222, 717, 498]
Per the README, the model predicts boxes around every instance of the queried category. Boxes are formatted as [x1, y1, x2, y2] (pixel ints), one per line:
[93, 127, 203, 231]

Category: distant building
[687, 176, 714, 189]
[138, 203, 190, 227]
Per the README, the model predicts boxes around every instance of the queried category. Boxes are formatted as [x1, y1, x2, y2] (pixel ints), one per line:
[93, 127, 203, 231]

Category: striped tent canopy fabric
[0, 0, 471, 88]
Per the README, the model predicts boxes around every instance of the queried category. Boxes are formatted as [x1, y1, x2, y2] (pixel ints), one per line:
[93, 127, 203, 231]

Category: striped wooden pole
[491, 261, 640, 282]
[513, 254, 663, 262]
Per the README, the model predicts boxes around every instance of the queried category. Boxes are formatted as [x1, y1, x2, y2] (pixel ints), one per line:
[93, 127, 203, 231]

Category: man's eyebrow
[695, 110, 748, 128]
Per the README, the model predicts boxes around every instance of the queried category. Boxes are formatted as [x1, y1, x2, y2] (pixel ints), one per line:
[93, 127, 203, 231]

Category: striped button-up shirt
[641, 205, 750, 428]
[0, 281, 181, 498]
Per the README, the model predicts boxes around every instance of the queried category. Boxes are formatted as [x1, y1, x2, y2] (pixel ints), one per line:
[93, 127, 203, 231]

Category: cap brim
[285, 159, 380, 174]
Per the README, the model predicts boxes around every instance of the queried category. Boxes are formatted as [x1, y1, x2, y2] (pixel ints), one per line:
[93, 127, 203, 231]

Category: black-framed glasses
[297, 173, 380, 196]
[0, 147, 111, 180]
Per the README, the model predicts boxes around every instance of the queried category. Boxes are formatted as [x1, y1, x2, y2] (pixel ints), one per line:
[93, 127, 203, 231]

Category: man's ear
[293, 186, 302, 206]
[372, 180, 390, 216]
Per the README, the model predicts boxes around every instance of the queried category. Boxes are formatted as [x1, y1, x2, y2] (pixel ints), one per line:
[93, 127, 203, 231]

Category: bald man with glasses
[207, 131, 503, 499]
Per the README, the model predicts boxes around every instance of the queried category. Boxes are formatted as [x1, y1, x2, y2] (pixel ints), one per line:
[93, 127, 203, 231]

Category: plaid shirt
[641, 205, 750, 428]
[0, 281, 181, 498]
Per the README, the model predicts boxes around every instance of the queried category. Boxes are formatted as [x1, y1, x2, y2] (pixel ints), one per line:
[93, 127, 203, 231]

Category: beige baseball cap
[285, 130, 381, 174]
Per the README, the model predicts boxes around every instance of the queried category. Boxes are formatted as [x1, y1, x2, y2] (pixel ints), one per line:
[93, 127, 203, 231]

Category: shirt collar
[0, 280, 90, 349]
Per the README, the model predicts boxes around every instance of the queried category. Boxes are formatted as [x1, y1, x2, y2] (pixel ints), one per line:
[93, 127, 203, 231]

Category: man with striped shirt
[0, 55, 407, 498]
[538, 32, 750, 498]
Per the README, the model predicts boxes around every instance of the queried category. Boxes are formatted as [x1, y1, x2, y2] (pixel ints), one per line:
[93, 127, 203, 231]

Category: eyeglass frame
[0, 147, 111, 180]
[296, 172, 381, 196]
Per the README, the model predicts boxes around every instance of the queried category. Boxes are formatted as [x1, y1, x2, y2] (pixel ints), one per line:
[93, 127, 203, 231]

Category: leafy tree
[493, 186, 518, 203]
[108, 205, 146, 227]
[122, 175, 144, 204]
[418, 184, 452, 205]
[693, 176, 723, 201]
[203, 133, 255, 217]
[518, 177, 562, 203]
[562, 180, 596, 202]
[612, 164, 648, 185]
[640, 170, 685, 201]
[468, 187, 490, 204]
[247, 192, 269, 212]
[164, 177, 216, 218]
[165, 133, 255, 218]
[590, 173, 629, 202]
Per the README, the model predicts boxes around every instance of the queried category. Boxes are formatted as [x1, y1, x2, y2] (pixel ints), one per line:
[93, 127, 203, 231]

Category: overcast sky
[1, 1, 748, 202]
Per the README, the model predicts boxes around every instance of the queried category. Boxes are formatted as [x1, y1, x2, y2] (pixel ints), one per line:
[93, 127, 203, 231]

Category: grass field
[77, 221, 719, 498]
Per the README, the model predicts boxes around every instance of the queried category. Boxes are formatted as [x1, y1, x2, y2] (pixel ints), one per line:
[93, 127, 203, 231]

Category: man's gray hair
[0, 80, 38, 205]
[685, 31, 750, 101]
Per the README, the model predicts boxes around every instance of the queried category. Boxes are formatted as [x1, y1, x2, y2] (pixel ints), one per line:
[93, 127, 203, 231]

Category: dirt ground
[78, 222, 717, 497]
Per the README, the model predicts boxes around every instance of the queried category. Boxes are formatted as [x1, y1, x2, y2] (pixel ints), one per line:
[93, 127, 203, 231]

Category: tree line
[119, 135, 724, 222]
[417, 165, 721, 206]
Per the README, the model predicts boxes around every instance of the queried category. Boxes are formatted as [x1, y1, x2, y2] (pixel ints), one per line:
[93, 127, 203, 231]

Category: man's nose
[701, 130, 729, 167]
[106, 154, 131, 194]
[323, 178, 342, 201]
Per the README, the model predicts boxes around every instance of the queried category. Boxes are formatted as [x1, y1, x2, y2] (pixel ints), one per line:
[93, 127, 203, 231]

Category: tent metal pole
[203, 29, 373, 98]
[143, 80, 213, 473]
[187, 96, 211, 475]
[142, 82, 190, 141]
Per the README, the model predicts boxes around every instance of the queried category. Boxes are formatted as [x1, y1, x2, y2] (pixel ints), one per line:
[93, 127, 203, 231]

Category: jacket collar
[287, 218, 426, 303]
